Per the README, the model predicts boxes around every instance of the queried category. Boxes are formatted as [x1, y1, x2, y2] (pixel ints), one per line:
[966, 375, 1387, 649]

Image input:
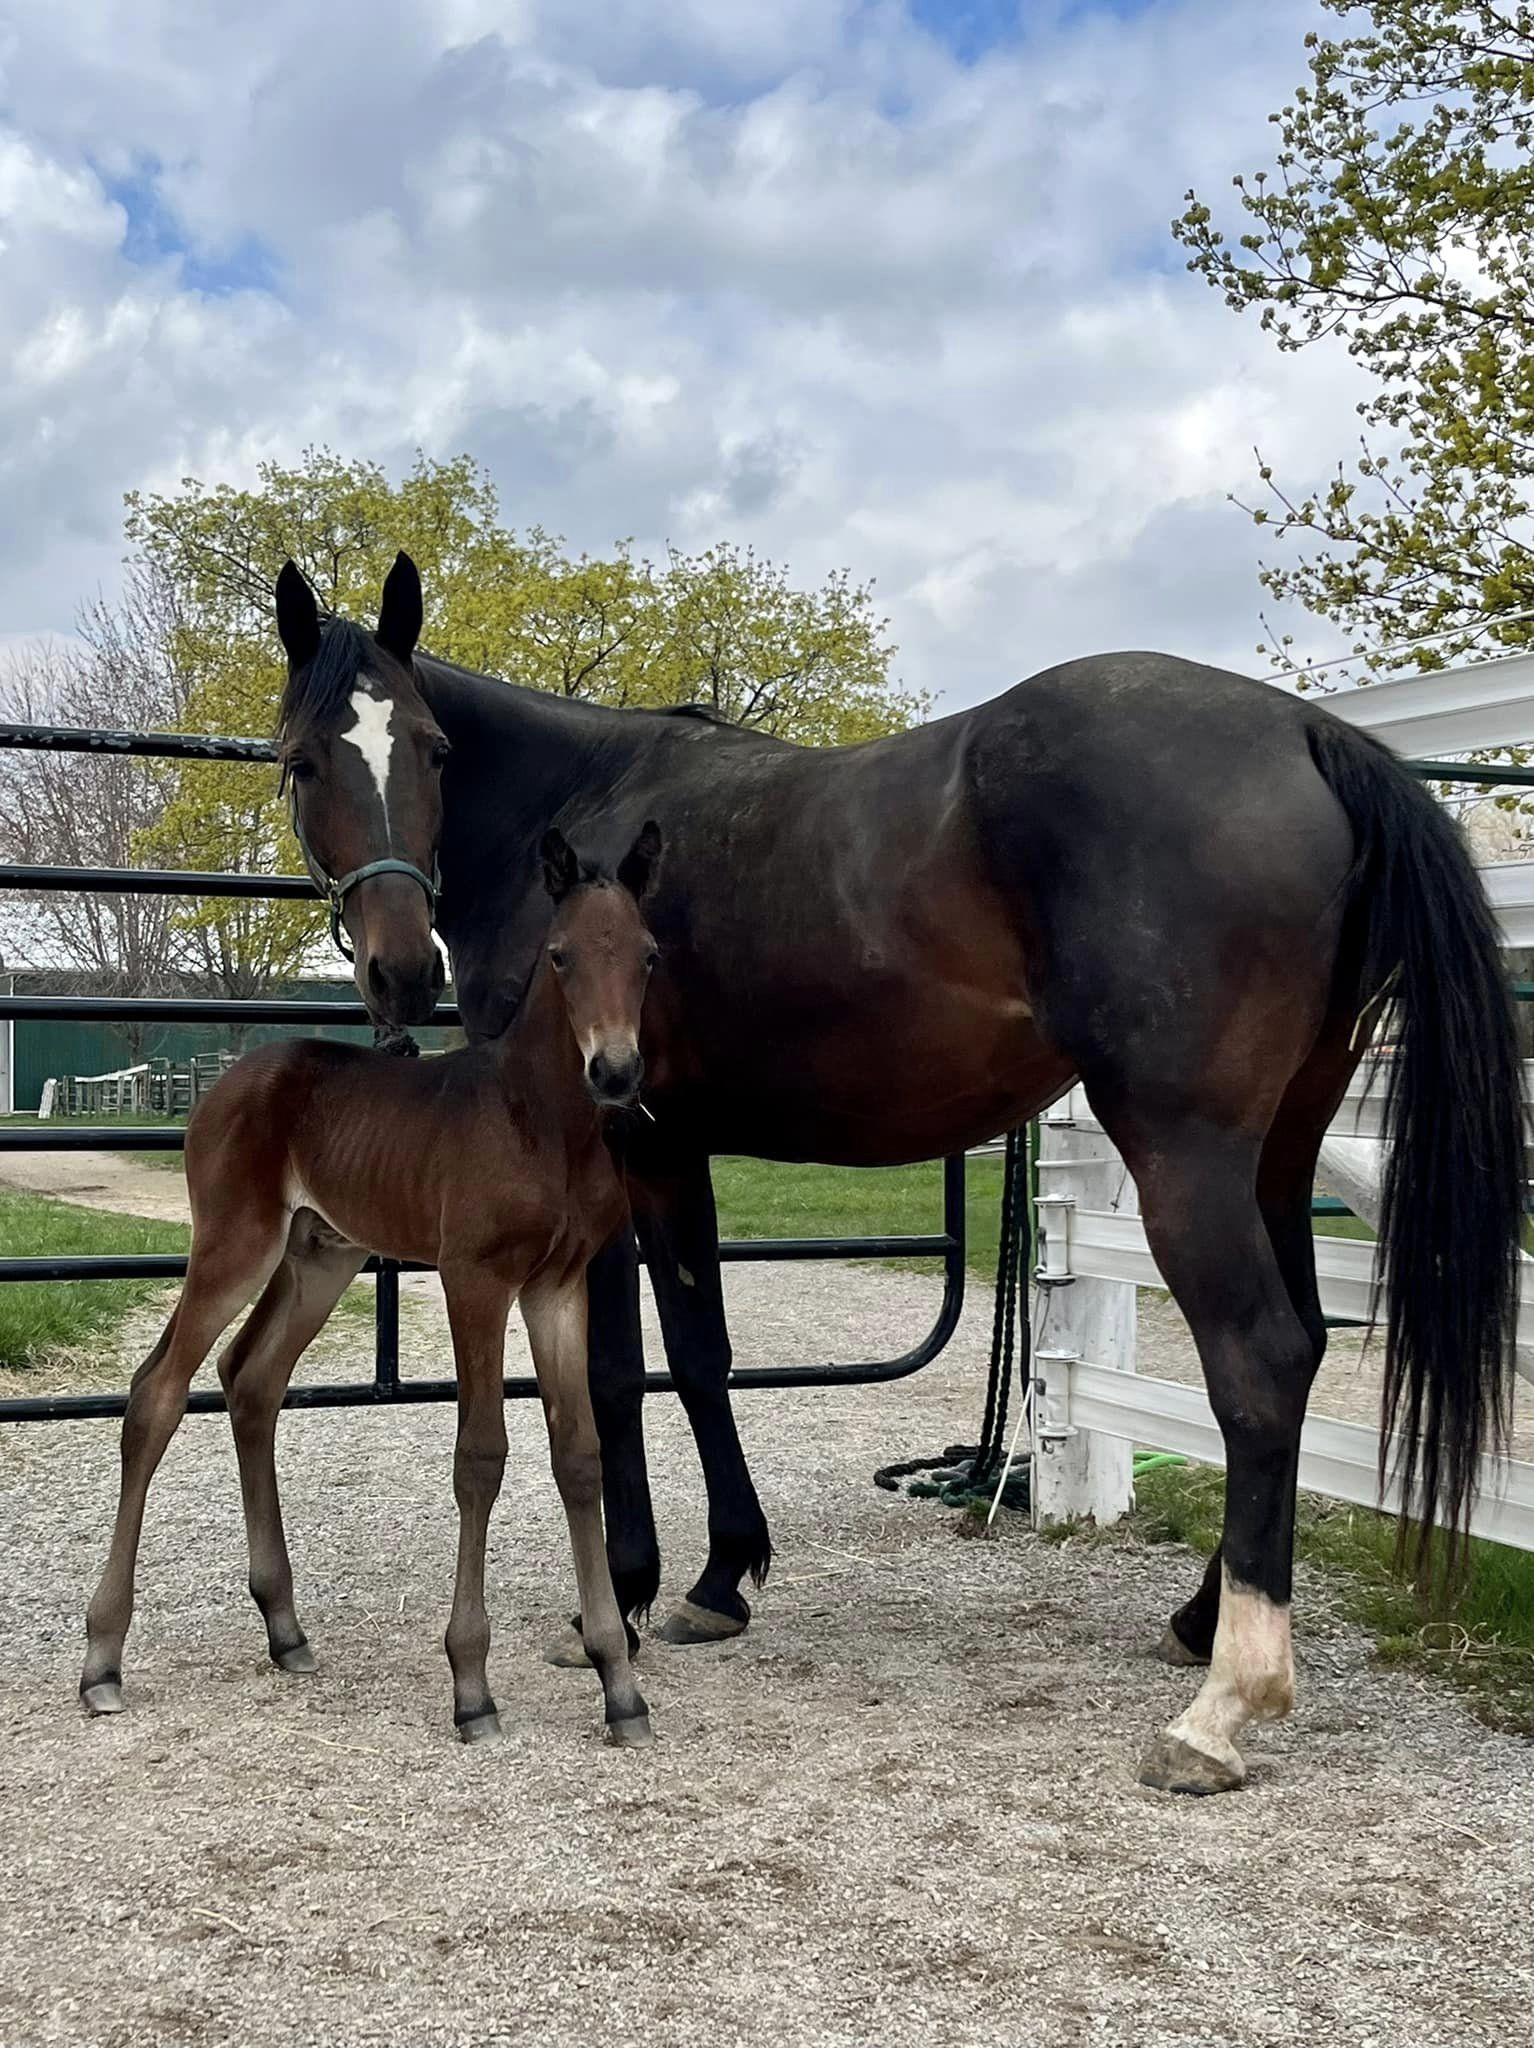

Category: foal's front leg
[521, 1272, 652, 1746]
[439, 1264, 512, 1743]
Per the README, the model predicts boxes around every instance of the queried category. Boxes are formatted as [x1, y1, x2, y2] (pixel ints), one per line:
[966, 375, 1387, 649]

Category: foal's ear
[541, 828, 581, 903]
[617, 820, 663, 901]
[377, 551, 423, 663]
[275, 561, 320, 669]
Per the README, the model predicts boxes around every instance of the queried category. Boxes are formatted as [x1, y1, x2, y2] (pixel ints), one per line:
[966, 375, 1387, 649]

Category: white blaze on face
[341, 683, 396, 847]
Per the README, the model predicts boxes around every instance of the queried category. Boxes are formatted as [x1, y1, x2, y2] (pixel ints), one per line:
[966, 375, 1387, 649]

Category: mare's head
[540, 821, 663, 1108]
[275, 553, 448, 1026]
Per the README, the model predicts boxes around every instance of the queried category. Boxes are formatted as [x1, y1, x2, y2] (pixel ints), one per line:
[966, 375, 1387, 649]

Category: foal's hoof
[1152, 1624, 1211, 1669]
[605, 1713, 655, 1750]
[456, 1709, 504, 1747]
[653, 1599, 748, 1646]
[543, 1628, 593, 1670]
[272, 1639, 318, 1675]
[80, 1679, 126, 1717]
[1137, 1731, 1245, 1797]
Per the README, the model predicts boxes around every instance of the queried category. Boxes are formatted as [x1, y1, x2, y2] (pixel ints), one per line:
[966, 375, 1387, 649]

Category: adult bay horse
[300, 556, 1524, 1795]
[81, 558, 665, 1746]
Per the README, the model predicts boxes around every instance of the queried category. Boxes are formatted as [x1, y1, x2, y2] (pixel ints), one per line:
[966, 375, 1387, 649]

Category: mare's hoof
[80, 1680, 125, 1717]
[543, 1628, 593, 1670]
[1138, 1731, 1245, 1796]
[653, 1599, 747, 1646]
[1153, 1624, 1211, 1668]
[605, 1714, 655, 1749]
[272, 1639, 318, 1675]
[456, 1710, 503, 1747]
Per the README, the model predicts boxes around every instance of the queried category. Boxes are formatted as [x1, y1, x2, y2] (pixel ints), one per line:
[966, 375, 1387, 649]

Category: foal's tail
[1307, 716, 1524, 1573]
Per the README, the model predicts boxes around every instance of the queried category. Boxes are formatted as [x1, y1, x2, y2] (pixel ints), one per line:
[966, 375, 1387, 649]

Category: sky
[0, 0, 1365, 712]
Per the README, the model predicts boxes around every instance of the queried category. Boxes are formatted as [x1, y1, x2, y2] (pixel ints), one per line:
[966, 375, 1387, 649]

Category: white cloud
[0, 0, 1365, 706]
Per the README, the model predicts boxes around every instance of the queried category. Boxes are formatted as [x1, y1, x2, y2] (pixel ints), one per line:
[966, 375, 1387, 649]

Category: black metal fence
[0, 720, 966, 1424]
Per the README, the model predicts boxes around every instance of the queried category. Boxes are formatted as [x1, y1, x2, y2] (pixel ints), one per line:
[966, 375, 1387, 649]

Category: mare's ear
[541, 828, 581, 902]
[617, 820, 663, 901]
[377, 551, 423, 663]
[275, 561, 320, 669]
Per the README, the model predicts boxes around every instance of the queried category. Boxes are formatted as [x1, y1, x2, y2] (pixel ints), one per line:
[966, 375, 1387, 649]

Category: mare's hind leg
[1090, 1102, 1318, 1793]
[217, 1209, 367, 1672]
[81, 1217, 288, 1713]
[522, 1271, 652, 1745]
[1158, 1038, 1358, 1667]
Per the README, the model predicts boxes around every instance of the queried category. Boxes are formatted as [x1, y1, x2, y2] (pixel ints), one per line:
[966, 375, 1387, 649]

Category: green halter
[289, 796, 441, 963]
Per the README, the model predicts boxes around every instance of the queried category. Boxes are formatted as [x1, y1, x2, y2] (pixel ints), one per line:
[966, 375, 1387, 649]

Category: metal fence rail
[0, 718, 967, 1425]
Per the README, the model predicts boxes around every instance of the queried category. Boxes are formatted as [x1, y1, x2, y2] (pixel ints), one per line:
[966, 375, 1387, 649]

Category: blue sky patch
[100, 160, 276, 298]
[912, 0, 1162, 62]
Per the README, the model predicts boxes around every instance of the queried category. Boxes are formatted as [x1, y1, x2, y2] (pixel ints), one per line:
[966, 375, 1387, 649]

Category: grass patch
[0, 1188, 189, 1371]
[0, 1185, 376, 1374]
[1133, 1463, 1534, 1736]
[711, 1154, 1006, 1278]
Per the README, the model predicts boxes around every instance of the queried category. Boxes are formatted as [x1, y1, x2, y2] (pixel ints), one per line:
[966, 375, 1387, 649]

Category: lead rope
[872, 1125, 1033, 1514]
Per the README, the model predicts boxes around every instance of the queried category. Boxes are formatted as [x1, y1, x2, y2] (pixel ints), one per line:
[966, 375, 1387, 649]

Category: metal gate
[0, 719, 966, 1423]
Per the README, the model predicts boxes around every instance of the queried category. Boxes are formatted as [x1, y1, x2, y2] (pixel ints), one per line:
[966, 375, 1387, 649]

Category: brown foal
[79, 820, 664, 1747]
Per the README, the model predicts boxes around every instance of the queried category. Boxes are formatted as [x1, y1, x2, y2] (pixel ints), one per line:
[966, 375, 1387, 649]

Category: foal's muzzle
[586, 1046, 644, 1107]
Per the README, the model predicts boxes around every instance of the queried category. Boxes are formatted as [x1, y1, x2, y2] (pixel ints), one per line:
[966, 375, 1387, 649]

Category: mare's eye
[549, 947, 568, 972]
[287, 757, 317, 784]
[430, 738, 451, 767]
[644, 948, 660, 972]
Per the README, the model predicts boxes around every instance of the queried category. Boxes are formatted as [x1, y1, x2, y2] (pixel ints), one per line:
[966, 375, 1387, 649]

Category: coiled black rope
[873, 1125, 1032, 1513]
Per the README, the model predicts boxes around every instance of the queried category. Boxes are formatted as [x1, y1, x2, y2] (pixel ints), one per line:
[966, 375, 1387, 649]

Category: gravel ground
[2, 1225, 1532, 2048]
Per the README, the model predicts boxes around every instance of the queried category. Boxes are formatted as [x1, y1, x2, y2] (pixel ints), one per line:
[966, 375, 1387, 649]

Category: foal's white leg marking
[341, 683, 396, 847]
[1162, 1568, 1294, 1783]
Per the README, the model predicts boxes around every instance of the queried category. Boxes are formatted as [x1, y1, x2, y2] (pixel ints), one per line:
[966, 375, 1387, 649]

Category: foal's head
[540, 822, 663, 1108]
[275, 553, 448, 1026]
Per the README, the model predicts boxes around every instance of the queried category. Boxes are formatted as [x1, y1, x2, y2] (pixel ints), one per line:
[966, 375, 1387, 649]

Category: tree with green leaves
[129, 448, 921, 990]
[1175, 1, 1534, 682]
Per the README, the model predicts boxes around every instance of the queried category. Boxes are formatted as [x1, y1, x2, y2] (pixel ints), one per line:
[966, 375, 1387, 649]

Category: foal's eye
[644, 948, 660, 972]
[549, 947, 567, 972]
[430, 738, 451, 767]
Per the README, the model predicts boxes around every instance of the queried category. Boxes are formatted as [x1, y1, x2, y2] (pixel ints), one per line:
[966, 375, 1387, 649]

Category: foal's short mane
[278, 617, 375, 743]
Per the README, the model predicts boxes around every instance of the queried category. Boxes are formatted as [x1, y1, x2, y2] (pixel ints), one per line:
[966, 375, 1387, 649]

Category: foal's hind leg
[81, 1218, 288, 1712]
[1091, 1105, 1318, 1793]
[217, 1210, 367, 1672]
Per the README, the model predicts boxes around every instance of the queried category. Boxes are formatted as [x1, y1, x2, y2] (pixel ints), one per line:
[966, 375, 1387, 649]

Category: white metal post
[1031, 1087, 1138, 1527]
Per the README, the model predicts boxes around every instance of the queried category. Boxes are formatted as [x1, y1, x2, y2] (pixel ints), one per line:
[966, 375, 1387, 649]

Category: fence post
[374, 1262, 400, 1398]
[1031, 1086, 1137, 1527]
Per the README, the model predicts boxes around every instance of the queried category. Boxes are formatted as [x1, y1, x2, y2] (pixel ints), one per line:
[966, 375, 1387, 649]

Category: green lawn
[712, 1154, 1007, 1276]
[0, 1188, 189, 1371]
[710, 1153, 1375, 1280]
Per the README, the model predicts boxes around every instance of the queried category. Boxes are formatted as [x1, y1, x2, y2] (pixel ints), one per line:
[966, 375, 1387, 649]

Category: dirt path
[1, 1258, 1531, 2046]
[0, 1145, 192, 1225]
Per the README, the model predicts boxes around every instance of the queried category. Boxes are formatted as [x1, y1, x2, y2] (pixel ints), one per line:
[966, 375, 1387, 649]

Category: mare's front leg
[633, 1161, 772, 1645]
[521, 1272, 652, 1745]
[217, 1210, 367, 1673]
[439, 1262, 512, 1743]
